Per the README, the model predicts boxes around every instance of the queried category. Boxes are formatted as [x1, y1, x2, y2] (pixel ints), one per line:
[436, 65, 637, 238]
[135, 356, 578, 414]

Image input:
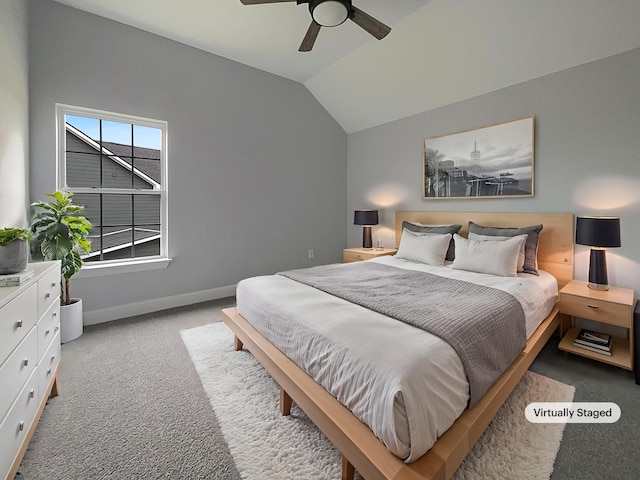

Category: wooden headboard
[395, 211, 574, 288]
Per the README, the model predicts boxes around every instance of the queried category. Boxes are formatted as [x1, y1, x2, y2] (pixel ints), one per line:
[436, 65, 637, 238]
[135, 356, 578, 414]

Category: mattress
[235, 256, 558, 462]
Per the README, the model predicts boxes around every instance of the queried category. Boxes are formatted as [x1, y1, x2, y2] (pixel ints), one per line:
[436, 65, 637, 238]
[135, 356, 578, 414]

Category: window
[57, 105, 169, 275]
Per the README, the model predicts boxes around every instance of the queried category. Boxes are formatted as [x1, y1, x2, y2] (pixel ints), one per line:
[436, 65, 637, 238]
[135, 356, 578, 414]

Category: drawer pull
[29, 389, 35, 398]
[45, 329, 50, 335]
[16, 320, 23, 328]
[51, 282, 56, 287]
[53, 312, 57, 318]
[23, 359, 29, 367]
[18, 422, 25, 432]
[47, 368, 52, 375]
[51, 354, 56, 362]
[54, 326, 59, 333]
[586, 304, 600, 309]
[45, 293, 50, 299]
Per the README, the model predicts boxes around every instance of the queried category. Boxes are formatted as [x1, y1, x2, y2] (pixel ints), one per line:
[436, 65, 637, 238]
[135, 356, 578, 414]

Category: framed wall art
[423, 116, 534, 199]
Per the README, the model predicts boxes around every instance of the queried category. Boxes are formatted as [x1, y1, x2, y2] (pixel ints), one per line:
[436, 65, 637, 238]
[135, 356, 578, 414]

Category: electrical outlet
[308, 249, 315, 259]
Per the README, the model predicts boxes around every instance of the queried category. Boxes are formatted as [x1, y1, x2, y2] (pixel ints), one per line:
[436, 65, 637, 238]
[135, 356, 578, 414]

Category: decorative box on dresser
[0, 261, 61, 480]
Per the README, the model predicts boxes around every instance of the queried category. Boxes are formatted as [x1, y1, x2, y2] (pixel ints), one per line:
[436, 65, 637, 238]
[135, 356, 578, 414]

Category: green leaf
[31, 190, 93, 301]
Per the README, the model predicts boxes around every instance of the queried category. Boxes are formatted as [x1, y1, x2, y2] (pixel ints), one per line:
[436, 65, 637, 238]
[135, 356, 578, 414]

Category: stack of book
[573, 329, 612, 356]
[0, 270, 34, 287]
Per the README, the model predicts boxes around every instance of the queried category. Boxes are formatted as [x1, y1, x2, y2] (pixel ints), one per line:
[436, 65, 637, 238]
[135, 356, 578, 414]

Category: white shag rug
[181, 322, 574, 480]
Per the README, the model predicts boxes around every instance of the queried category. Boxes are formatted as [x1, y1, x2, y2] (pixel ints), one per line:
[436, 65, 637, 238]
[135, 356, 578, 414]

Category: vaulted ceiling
[51, 0, 640, 133]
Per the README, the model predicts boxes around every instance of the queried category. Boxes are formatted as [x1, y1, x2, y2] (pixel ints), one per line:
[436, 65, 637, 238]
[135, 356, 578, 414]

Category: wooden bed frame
[222, 211, 574, 480]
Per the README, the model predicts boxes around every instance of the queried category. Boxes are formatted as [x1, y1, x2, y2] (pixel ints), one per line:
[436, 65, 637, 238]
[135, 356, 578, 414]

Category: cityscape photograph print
[423, 116, 534, 199]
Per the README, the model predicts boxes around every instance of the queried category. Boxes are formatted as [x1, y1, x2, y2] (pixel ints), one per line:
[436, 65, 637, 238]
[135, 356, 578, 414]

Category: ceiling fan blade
[299, 21, 321, 52]
[350, 5, 391, 40]
[240, 0, 297, 5]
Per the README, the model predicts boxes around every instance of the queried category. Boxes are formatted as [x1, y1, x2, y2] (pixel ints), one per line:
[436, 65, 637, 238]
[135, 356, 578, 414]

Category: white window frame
[56, 104, 171, 277]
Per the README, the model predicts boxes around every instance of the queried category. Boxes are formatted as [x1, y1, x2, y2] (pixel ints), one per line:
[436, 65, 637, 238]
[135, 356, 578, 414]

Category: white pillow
[395, 229, 452, 266]
[451, 234, 527, 277]
[467, 232, 528, 271]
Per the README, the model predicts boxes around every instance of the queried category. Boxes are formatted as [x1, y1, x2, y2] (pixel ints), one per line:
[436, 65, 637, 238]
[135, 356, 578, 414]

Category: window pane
[102, 119, 132, 145]
[72, 193, 100, 228]
[103, 194, 132, 226]
[133, 154, 161, 188]
[66, 115, 99, 141]
[102, 154, 134, 189]
[134, 125, 161, 150]
[133, 195, 160, 225]
[66, 151, 100, 188]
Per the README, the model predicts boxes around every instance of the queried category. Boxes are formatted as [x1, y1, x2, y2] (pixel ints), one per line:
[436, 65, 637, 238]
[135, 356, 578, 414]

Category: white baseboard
[83, 284, 237, 325]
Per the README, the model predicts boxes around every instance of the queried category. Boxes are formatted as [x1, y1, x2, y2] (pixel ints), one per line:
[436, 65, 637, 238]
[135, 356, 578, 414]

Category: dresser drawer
[37, 267, 60, 318]
[559, 294, 632, 327]
[38, 302, 61, 360]
[38, 333, 60, 395]
[0, 328, 38, 420]
[0, 284, 38, 362]
[38, 332, 61, 398]
[0, 369, 39, 479]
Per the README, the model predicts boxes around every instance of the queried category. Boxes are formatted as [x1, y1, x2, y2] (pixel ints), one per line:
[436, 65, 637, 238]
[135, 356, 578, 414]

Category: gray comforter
[279, 261, 526, 407]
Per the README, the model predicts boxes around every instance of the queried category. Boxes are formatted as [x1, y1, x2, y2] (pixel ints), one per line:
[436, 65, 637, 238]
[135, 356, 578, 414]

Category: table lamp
[354, 210, 378, 249]
[575, 216, 621, 291]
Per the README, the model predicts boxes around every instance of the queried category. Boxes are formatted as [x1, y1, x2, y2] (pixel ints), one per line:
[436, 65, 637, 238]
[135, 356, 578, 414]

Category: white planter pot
[60, 298, 83, 343]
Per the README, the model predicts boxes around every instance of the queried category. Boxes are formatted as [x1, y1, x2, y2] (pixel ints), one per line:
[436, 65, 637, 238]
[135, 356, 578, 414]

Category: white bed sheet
[235, 257, 558, 462]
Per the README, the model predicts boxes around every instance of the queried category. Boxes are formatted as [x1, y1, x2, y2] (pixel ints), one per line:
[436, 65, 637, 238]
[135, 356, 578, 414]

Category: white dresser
[0, 261, 61, 480]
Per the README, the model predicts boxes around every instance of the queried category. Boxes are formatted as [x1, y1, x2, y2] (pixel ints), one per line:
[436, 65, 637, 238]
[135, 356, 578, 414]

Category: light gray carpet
[16, 299, 242, 480]
[15, 298, 640, 479]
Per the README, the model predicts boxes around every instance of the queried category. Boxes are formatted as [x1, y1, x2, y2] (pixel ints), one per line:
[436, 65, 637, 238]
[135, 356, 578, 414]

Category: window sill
[75, 257, 172, 279]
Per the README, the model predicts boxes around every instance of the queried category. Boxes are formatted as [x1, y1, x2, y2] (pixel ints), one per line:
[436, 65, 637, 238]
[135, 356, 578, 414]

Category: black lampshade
[576, 216, 621, 291]
[354, 210, 379, 226]
[354, 210, 378, 249]
[576, 216, 621, 248]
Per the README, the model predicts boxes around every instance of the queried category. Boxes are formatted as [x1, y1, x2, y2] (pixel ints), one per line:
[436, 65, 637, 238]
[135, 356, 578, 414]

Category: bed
[222, 211, 574, 480]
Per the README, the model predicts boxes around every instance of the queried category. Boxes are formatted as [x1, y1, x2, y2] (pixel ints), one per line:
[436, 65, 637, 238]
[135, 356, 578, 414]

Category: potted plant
[31, 190, 92, 342]
[0, 227, 32, 275]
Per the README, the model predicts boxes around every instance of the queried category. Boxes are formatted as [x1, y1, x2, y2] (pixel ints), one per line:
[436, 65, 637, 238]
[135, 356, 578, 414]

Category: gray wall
[347, 48, 640, 295]
[28, 0, 347, 315]
[0, 0, 29, 227]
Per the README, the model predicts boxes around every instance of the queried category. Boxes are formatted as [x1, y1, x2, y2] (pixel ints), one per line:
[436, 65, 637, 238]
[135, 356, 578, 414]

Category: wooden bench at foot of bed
[223, 305, 561, 480]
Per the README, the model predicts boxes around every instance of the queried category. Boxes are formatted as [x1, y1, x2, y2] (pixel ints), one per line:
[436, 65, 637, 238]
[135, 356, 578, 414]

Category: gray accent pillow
[467, 221, 543, 275]
[401, 221, 462, 261]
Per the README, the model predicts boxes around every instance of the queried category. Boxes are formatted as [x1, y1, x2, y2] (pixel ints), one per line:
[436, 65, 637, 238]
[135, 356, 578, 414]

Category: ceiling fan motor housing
[309, 0, 352, 27]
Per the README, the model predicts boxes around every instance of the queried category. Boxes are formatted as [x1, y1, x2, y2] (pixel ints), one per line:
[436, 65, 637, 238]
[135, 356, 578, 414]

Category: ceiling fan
[240, 0, 391, 52]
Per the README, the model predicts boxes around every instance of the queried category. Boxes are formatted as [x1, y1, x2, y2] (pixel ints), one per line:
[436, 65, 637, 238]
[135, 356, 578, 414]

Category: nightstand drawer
[343, 251, 371, 262]
[559, 294, 631, 327]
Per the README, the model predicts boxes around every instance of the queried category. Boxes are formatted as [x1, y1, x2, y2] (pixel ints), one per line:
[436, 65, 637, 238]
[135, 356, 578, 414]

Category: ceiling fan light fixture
[310, 0, 349, 27]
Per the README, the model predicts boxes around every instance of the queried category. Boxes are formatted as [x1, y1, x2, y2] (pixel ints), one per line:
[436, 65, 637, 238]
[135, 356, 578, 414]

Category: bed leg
[342, 456, 355, 480]
[280, 387, 293, 416]
[234, 335, 243, 351]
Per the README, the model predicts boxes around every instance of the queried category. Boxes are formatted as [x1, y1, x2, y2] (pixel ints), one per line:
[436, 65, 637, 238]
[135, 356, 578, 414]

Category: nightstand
[343, 247, 396, 263]
[558, 280, 635, 370]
